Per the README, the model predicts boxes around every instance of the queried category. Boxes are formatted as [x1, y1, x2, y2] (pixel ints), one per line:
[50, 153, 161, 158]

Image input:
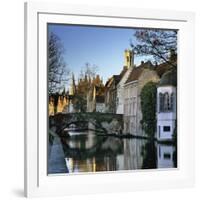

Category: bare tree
[79, 62, 99, 79]
[48, 32, 70, 94]
[131, 29, 177, 67]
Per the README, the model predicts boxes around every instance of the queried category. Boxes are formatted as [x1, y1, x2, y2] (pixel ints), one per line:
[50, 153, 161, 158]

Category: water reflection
[157, 144, 177, 168]
[61, 130, 177, 173]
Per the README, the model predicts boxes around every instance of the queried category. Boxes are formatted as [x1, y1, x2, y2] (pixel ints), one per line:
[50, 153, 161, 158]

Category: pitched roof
[125, 61, 153, 84]
[113, 75, 121, 83]
[119, 66, 128, 80]
[159, 69, 177, 87]
[155, 58, 177, 77]
[105, 75, 121, 88]
[155, 62, 172, 78]
[105, 66, 128, 88]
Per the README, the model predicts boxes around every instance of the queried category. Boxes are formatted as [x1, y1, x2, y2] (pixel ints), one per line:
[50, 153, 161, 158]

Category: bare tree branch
[131, 29, 177, 67]
[48, 32, 70, 94]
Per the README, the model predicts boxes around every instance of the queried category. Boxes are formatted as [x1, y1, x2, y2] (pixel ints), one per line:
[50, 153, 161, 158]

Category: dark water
[60, 130, 177, 173]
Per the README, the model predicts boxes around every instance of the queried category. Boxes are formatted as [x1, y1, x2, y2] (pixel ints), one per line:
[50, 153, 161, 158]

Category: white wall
[116, 67, 133, 114]
[0, 0, 199, 200]
[157, 86, 176, 140]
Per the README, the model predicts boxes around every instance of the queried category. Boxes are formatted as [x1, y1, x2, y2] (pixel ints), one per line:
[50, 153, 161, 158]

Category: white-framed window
[163, 126, 171, 132]
[170, 93, 174, 111]
[159, 92, 174, 112]
[163, 92, 170, 111]
[159, 92, 164, 112]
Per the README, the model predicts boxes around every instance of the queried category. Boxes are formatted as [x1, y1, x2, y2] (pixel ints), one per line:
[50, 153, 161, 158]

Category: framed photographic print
[24, 2, 195, 197]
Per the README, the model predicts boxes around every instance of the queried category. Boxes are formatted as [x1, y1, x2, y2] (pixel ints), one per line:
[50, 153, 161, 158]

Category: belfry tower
[124, 49, 134, 68]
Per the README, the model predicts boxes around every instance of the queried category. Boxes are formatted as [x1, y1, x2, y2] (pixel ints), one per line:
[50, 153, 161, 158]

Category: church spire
[69, 73, 76, 95]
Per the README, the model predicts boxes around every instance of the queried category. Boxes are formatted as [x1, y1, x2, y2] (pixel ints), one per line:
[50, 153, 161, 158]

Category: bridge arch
[57, 120, 106, 134]
[49, 112, 123, 135]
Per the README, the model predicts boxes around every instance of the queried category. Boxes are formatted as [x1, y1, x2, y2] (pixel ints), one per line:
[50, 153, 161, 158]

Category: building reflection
[157, 144, 176, 168]
[61, 130, 177, 173]
[65, 130, 97, 149]
[116, 139, 146, 170]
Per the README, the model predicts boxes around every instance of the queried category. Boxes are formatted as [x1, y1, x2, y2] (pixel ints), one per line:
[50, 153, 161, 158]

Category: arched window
[170, 93, 174, 111]
[159, 93, 164, 112]
[164, 92, 170, 111]
[127, 56, 129, 63]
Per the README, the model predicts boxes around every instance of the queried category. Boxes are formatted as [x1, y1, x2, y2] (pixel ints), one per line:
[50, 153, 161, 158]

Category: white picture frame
[24, 2, 195, 197]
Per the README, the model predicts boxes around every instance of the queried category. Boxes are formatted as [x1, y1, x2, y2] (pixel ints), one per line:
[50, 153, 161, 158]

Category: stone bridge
[49, 112, 123, 135]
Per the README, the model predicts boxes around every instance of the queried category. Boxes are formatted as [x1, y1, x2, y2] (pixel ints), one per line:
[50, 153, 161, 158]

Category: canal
[58, 130, 177, 173]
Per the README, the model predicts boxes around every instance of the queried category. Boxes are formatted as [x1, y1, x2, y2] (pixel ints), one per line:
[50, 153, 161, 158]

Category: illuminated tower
[124, 49, 134, 68]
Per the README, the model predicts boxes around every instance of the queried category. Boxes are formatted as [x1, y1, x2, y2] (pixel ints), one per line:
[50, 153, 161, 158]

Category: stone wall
[49, 112, 123, 135]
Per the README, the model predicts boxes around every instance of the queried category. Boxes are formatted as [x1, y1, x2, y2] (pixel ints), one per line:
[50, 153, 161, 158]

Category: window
[124, 99, 128, 115]
[127, 56, 129, 63]
[164, 153, 171, 159]
[130, 56, 132, 66]
[129, 101, 131, 115]
[164, 92, 170, 111]
[163, 126, 170, 132]
[126, 122, 129, 133]
[131, 122, 134, 132]
[133, 100, 136, 115]
[170, 93, 174, 111]
[159, 92, 173, 112]
[159, 93, 164, 112]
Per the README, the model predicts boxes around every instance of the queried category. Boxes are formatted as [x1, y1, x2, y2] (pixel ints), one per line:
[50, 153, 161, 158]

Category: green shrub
[140, 81, 157, 138]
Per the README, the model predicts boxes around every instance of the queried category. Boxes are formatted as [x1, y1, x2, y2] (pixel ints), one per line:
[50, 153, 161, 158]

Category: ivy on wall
[140, 81, 157, 138]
